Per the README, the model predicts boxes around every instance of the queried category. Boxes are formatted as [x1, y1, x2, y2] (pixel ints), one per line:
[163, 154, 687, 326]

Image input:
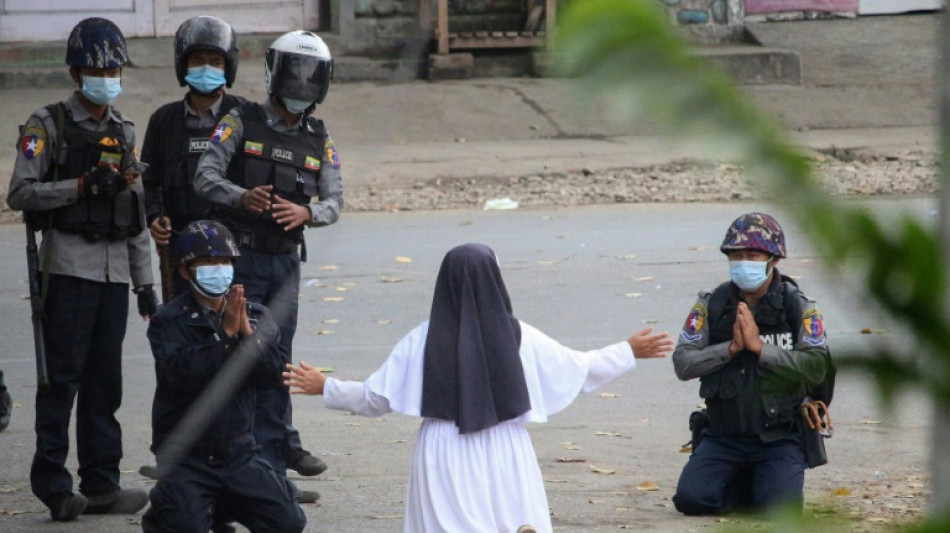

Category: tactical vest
[26, 103, 143, 241]
[700, 272, 807, 442]
[216, 103, 326, 248]
[157, 94, 243, 230]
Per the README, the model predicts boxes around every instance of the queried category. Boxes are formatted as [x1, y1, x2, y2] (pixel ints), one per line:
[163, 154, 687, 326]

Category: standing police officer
[194, 30, 341, 482]
[671, 212, 830, 515]
[142, 15, 245, 300]
[6, 17, 157, 522]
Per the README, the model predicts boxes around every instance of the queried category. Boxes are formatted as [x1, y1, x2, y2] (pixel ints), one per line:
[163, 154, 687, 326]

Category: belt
[232, 228, 299, 255]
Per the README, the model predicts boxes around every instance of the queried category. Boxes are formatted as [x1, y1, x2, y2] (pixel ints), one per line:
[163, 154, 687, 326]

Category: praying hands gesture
[627, 326, 674, 359]
[728, 302, 763, 356]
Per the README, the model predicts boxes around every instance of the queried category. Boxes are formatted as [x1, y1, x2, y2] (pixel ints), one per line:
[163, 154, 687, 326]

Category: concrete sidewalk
[0, 12, 940, 196]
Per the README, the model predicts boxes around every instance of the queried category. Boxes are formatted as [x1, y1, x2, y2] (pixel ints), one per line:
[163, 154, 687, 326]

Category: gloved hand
[134, 285, 160, 319]
[82, 166, 127, 198]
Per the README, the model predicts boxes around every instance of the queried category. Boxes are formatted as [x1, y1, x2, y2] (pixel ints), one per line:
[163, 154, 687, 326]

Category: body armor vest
[158, 94, 243, 230]
[217, 103, 326, 243]
[701, 273, 807, 442]
[27, 103, 142, 241]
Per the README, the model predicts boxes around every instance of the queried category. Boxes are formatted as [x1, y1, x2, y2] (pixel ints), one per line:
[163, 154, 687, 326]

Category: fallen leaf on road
[557, 457, 587, 463]
[323, 297, 344, 302]
[590, 465, 615, 475]
[380, 276, 404, 283]
[318, 265, 338, 271]
[641, 319, 658, 324]
[395, 256, 412, 263]
[323, 319, 340, 324]
[636, 481, 660, 491]
[634, 276, 654, 281]
[313, 330, 334, 335]
[833, 488, 852, 496]
[861, 418, 882, 424]
[598, 392, 621, 398]
[335, 287, 348, 292]
[615, 254, 637, 259]
[625, 293, 642, 298]
[596, 431, 622, 437]
[316, 367, 334, 373]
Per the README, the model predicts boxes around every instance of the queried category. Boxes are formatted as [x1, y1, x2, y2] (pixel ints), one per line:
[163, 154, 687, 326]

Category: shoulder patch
[210, 122, 234, 144]
[802, 308, 825, 346]
[325, 137, 341, 169]
[681, 302, 707, 342]
[20, 133, 45, 159]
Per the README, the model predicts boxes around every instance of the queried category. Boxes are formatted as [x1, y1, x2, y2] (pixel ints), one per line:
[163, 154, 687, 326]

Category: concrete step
[0, 35, 801, 87]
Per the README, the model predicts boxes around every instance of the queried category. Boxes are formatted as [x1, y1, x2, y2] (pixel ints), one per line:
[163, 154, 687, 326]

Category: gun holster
[689, 409, 710, 454]
[799, 399, 832, 469]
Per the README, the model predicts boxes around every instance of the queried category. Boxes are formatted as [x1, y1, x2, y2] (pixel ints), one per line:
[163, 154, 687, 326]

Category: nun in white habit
[284, 243, 673, 533]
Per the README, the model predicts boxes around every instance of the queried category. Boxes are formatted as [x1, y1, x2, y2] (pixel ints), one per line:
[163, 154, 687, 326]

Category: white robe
[323, 320, 636, 533]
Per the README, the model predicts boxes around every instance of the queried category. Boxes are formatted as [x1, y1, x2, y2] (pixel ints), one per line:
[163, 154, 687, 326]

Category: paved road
[0, 199, 932, 532]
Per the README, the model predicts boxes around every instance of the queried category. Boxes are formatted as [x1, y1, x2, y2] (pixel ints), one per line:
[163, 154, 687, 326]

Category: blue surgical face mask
[190, 264, 234, 298]
[82, 76, 122, 105]
[729, 260, 770, 292]
[185, 65, 227, 95]
[282, 97, 313, 114]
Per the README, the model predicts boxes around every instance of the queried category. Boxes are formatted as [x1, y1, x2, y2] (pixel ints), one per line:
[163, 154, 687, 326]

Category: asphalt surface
[0, 10, 942, 533]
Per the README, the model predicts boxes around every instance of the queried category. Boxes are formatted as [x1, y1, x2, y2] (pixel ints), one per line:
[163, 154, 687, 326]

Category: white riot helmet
[264, 31, 333, 112]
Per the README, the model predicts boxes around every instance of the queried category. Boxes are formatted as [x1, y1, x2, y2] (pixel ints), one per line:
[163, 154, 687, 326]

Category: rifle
[24, 221, 49, 393]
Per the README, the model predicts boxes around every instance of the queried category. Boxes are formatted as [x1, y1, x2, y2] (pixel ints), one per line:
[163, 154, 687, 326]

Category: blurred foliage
[555, 0, 947, 528]
[555, 0, 949, 409]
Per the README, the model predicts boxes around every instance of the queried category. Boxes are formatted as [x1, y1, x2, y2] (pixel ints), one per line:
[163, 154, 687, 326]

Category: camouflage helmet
[66, 17, 129, 69]
[720, 212, 786, 258]
[176, 220, 240, 266]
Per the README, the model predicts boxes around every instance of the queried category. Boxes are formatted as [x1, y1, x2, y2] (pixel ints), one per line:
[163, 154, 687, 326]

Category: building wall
[658, 0, 748, 43]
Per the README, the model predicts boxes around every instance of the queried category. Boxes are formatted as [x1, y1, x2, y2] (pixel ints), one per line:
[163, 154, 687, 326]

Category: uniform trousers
[142, 452, 306, 533]
[31, 274, 128, 502]
[673, 431, 806, 515]
[233, 248, 302, 470]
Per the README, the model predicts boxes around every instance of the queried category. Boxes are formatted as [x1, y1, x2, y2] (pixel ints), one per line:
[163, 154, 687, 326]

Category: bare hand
[284, 361, 326, 395]
[736, 302, 763, 355]
[271, 195, 310, 231]
[728, 316, 744, 356]
[222, 285, 245, 338]
[627, 326, 673, 359]
[240, 185, 273, 213]
[150, 217, 172, 247]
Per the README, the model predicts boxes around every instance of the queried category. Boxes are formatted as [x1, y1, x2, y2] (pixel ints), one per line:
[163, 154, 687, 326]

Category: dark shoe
[139, 464, 160, 480]
[285, 449, 328, 476]
[46, 492, 88, 522]
[0, 388, 11, 432]
[297, 490, 320, 504]
[82, 486, 149, 514]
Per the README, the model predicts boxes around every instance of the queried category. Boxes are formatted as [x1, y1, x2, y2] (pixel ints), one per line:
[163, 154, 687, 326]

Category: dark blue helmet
[720, 212, 787, 258]
[176, 220, 240, 266]
[174, 16, 239, 88]
[66, 17, 129, 69]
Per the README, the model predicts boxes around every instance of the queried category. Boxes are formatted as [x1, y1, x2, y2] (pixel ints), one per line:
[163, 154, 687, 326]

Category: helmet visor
[273, 52, 331, 103]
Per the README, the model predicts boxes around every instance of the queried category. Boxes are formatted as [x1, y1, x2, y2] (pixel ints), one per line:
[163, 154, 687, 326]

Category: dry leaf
[380, 276, 404, 283]
[314, 330, 334, 335]
[323, 297, 344, 302]
[688, 246, 712, 251]
[536, 260, 556, 266]
[625, 293, 642, 298]
[376, 319, 393, 325]
[0, 510, 26, 515]
[370, 515, 402, 520]
[346, 422, 364, 427]
[588, 499, 602, 504]
[595, 431, 621, 437]
[634, 276, 654, 281]
[598, 392, 621, 398]
[557, 457, 587, 463]
[318, 265, 338, 271]
[393, 439, 408, 443]
[323, 319, 340, 324]
[832, 488, 852, 496]
[680, 445, 692, 453]
[335, 287, 348, 292]
[636, 481, 660, 491]
[641, 319, 658, 324]
[395, 256, 412, 263]
[861, 418, 882, 425]
[565, 445, 581, 451]
[615, 254, 637, 259]
[589, 465, 616, 475]
[316, 367, 334, 373]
